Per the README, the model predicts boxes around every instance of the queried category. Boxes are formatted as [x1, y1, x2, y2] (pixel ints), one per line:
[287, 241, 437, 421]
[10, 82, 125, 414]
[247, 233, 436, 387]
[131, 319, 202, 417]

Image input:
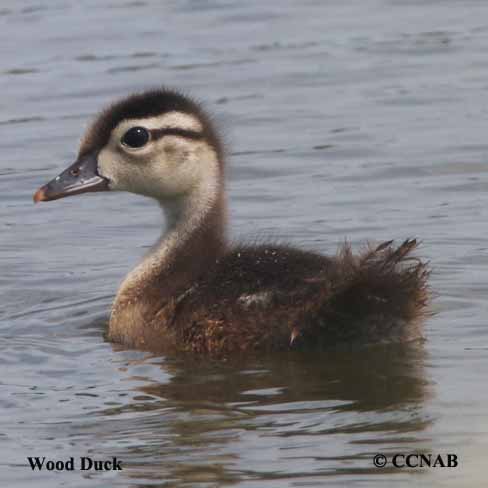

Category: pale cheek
[98, 148, 138, 190]
[163, 142, 190, 167]
[97, 149, 119, 181]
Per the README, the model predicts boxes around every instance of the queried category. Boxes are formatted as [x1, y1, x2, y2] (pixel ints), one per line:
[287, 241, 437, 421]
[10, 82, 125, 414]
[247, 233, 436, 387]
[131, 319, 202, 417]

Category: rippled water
[2, 0, 488, 486]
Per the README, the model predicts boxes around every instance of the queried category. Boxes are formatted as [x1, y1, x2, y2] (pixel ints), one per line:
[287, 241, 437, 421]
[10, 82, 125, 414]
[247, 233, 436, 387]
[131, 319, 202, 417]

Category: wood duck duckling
[33, 89, 430, 357]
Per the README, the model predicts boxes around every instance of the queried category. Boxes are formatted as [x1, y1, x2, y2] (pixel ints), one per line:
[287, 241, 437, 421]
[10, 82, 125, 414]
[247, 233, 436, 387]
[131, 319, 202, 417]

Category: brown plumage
[33, 88, 430, 357]
[124, 240, 429, 357]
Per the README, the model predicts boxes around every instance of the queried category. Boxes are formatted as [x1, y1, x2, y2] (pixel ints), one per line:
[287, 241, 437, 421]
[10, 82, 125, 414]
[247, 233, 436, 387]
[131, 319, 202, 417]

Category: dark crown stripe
[78, 88, 223, 161]
[150, 127, 203, 140]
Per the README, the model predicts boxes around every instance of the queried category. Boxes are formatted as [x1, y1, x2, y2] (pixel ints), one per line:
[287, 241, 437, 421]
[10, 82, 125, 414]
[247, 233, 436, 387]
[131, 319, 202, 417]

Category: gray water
[2, 0, 488, 486]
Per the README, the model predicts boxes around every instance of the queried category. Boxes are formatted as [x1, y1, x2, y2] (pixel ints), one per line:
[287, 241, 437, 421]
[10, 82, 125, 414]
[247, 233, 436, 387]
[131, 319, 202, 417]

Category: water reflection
[103, 343, 431, 485]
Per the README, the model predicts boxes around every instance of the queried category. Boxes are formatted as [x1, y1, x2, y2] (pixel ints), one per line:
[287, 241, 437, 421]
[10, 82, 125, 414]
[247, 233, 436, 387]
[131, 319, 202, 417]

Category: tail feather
[305, 239, 430, 346]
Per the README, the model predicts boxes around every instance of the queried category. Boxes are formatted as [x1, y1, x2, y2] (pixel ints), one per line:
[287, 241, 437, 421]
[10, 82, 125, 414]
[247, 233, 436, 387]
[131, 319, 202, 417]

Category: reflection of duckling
[34, 89, 430, 356]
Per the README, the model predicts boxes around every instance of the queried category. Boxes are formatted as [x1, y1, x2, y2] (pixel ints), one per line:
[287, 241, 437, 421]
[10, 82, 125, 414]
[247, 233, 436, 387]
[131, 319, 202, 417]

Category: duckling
[33, 89, 430, 356]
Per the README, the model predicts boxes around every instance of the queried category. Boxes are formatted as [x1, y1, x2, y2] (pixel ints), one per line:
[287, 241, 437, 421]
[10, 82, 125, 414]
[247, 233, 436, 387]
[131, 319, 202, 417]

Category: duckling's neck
[110, 178, 226, 337]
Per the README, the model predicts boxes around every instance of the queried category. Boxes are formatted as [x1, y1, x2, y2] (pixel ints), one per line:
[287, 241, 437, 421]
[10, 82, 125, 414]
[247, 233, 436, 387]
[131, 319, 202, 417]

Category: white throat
[113, 161, 221, 306]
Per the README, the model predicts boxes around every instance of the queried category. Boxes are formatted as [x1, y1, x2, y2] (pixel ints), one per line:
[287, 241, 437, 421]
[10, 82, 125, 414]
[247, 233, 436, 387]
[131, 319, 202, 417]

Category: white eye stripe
[156, 112, 203, 132]
[114, 111, 203, 136]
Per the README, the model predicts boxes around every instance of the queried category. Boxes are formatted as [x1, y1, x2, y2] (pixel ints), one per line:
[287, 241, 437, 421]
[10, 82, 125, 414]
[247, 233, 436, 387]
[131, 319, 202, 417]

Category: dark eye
[121, 127, 150, 148]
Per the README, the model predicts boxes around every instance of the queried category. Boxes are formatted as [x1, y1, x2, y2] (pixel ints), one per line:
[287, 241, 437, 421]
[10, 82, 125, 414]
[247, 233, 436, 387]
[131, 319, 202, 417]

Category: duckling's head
[34, 89, 223, 203]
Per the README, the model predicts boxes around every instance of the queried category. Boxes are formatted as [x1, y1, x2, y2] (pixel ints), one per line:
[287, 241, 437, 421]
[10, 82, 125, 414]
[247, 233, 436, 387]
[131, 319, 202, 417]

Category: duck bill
[33, 153, 109, 203]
